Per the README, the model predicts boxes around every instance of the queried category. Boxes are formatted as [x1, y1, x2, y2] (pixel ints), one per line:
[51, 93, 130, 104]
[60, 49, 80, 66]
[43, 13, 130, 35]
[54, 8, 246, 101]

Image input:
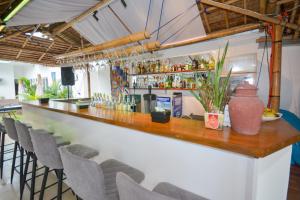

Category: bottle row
[91, 93, 137, 112]
[131, 58, 215, 75]
[132, 74, 205, 90]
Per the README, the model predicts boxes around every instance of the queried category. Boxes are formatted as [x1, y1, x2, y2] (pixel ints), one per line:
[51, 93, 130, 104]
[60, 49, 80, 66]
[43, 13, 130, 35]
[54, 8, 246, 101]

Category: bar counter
[22, 101, 300, 158]
[21, 101, 300, 200]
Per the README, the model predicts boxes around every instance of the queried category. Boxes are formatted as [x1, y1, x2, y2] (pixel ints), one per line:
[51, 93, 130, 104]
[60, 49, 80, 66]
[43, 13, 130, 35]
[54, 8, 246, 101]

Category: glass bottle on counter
[130, 96, 137, 112]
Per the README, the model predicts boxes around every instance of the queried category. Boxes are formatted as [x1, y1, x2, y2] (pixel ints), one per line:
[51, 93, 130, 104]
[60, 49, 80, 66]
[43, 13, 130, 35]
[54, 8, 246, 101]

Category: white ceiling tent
[7, 0, 206, 45]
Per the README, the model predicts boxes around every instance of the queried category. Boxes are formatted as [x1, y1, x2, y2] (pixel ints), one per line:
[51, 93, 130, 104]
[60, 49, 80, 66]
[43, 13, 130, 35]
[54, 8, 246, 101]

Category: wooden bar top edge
[22, 101, 300, 158]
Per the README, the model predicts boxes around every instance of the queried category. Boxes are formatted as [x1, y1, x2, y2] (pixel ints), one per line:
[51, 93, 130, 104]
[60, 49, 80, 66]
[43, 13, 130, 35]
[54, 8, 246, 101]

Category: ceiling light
[25, 31, 53, 40]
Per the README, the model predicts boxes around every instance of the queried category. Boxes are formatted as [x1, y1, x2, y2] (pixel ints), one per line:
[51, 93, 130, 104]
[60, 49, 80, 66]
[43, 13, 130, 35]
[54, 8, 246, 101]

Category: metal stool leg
[30, 153, 37, 200]
[39, 167, 49, 200]
[20, 153, 30, 200]
[0, 132, 5, 179]
[56, 169, 64, 200]
[10, 141, 18, 183]
[19, 147, 24, 200]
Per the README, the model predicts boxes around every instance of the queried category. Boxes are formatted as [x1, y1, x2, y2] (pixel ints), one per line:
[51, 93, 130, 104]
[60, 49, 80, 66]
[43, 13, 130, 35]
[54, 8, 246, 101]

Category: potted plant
[191, 42, 232, 130]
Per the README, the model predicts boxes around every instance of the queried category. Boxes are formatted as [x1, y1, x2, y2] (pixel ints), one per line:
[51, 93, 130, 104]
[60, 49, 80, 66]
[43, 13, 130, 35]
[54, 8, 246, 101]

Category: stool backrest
[15, 121, 34, 152]
[2, 117, 18, 141]
[0, 123, 5, 133]
[30, 129, 63, 169]
[59, 146, 106, 200]
[116, 173, 175, 200]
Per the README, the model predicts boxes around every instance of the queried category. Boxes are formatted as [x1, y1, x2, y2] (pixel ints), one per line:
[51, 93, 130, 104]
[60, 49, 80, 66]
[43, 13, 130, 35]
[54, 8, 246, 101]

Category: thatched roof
[0, 0, 299, 66]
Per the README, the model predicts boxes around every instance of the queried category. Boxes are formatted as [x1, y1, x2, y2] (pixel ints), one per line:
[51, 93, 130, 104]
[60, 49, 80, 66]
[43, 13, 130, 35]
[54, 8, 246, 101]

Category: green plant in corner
[191, 42, 232, 113]
[18, 77, 38, 100]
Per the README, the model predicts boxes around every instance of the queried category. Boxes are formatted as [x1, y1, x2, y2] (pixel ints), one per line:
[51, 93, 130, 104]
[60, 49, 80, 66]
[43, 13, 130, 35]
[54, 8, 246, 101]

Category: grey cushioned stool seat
[101, 159, 145, 200]
[65, 144, 99, 159]
[153, 182, 208, 200]
[59, 146, 144, 200]
[117, 173, 208, 200]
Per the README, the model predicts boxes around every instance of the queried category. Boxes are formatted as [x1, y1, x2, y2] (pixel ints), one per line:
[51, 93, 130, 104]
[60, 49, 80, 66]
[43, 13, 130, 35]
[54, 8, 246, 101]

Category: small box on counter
[151, 111, 171, 123]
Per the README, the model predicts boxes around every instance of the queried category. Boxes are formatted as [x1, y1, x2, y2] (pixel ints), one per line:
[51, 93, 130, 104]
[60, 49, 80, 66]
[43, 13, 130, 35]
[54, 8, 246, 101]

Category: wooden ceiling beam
[198, 3, 211, 33]
[199, 0, 240, 14]
[0, 0, 11, 6]
[51, 0, 112, 36]
[16, 36, 30, 59]
[38, 41, 55, 61]
[0, 43, 58, 56]
[55, 31, 150, 59]
[276, 0, 294, 5]
[294, 16, 300, 38]
[160, 23, 260, 50]
[0, 26, 33, 42]
[243, 0, 247, 24]
[199, 0, 300, 30]
[260, 0, 267, 14]
[287, 0, 299, 33]
[222, 0, 230, 28]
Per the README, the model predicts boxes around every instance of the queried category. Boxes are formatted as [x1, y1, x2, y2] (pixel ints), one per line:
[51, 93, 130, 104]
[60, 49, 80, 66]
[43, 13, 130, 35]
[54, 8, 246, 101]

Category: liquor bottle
[126, 95, 131, 111]
[156, 60, 161, 73]
[131, 96, 137, 112]
[122, 95, 127, 111]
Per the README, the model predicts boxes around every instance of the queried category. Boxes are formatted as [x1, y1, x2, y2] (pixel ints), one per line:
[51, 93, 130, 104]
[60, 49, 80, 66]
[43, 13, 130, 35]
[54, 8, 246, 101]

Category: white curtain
[8, 0, 206, 45]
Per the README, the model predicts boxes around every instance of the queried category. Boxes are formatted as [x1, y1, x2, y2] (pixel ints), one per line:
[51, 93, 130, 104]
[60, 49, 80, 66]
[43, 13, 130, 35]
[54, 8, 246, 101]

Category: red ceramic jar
[228, 82, 264, 135]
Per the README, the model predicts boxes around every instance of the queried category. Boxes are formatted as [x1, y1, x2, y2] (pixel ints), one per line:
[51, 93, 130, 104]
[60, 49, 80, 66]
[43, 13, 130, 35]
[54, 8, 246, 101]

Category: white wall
[0, 61, 62, 99]
[0, 62, 16, 99]
[90, 67, 111, 95]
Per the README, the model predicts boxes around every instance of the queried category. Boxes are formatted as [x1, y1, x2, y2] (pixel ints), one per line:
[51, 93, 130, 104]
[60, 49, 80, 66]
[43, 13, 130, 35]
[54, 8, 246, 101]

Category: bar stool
[59, 146, 145, 200]
[15, 121, 61, 200]
[30, 129, 99, 200]
[2, 117, 21, 184]
[116, 173, 208, 200]
[0, 122, 8, 181]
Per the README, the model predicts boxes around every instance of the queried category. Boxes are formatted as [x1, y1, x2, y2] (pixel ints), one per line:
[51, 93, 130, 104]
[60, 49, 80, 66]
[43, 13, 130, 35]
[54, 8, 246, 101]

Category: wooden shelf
[129, 88, 197, 91]
[129, 69, 211, 76]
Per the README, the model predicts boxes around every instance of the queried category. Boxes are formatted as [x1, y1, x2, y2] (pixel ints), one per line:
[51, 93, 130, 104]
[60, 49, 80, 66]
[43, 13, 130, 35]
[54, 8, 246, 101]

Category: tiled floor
[0, 147, 75, 200]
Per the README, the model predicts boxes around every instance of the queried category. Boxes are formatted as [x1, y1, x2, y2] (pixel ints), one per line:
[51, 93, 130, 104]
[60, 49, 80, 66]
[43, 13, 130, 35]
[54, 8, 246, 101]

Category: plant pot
[228, 82, 264, 135]
[204, 112, 224, 130]
[38, 98, 49, 104]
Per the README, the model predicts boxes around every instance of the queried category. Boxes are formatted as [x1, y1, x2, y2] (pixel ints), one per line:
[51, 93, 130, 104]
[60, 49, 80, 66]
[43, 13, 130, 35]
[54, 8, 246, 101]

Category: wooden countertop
[22, 101, 300, 158]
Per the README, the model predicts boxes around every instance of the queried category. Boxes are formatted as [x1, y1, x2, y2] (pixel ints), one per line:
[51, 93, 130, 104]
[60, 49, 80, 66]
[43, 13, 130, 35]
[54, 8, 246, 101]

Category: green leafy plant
[191, 42, 232, 113]
[43, 81, 68, 99]
[19, 78, 68, 100]
[18, 77, 38, 100]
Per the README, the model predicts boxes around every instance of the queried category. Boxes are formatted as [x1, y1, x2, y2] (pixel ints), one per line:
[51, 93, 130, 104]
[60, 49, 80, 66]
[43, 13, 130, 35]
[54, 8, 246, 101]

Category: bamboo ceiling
[0, 0, 299, 66]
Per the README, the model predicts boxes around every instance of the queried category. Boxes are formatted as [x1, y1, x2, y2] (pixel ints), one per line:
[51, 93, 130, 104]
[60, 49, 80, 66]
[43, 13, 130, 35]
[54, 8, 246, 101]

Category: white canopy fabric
[8, 0, 99, 26]
[8, 0, 206, 45]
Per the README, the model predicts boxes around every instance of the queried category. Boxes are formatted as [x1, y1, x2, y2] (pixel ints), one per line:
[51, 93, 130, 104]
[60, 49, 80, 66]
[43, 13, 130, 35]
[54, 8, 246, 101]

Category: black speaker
[61, 67, 75, 86]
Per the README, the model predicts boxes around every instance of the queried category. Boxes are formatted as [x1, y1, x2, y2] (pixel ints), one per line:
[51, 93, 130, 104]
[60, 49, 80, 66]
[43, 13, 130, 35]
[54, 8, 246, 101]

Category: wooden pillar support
[270, 25, 283, 112]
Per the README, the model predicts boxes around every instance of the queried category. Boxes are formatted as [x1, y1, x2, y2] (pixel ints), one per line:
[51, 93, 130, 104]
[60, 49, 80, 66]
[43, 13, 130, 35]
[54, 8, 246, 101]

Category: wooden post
[270, 25, 283, 112]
